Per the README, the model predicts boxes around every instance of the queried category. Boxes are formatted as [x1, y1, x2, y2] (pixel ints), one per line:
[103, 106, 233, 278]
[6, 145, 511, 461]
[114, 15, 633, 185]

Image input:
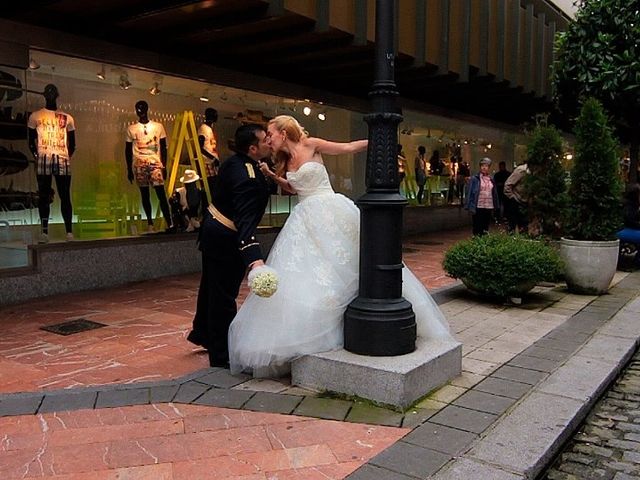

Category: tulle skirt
[228, 192, 452, 377]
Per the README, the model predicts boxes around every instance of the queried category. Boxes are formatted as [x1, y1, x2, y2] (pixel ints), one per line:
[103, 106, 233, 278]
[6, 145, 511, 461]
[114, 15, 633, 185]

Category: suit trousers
[192, 216, 246, 363]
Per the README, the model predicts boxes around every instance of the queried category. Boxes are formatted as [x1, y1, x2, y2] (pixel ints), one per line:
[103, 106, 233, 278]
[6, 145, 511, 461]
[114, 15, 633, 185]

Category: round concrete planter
[560, 238, 619, 294]
[461, 278, 536, 299]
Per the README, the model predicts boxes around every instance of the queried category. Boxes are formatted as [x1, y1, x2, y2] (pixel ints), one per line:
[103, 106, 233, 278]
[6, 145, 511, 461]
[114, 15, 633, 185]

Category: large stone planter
[560, 238, 619, 294]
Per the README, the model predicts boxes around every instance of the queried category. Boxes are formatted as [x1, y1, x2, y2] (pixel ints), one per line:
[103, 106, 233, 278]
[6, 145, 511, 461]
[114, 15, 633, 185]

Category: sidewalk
[1, 227, 639, 479]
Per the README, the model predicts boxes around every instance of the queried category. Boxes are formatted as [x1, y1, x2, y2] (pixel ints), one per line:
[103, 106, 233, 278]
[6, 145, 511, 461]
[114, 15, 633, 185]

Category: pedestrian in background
[465, 157, 499, 235]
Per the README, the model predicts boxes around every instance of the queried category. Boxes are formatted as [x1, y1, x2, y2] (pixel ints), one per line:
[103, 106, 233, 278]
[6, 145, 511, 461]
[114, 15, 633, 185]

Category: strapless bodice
[286, 161, 334, 201]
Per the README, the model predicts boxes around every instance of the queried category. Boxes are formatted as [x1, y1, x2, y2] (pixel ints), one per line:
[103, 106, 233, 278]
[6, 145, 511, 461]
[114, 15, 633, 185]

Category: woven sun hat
[180, 169, 200, 183]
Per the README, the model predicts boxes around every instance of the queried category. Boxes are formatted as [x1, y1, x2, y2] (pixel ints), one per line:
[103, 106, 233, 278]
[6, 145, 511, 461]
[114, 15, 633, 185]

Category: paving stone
[431, 457, 522, 480]
[573, 443, 614, 458]
[508, 354, 563, 373]
[369, 441, 450, 478]
[545, 330, 592, 344]
[345, 402, 404, 427]
[242, 391, 302, 414]
[173, 381, 211, 403]
[582, 305, 620, 316]
[613, 473, 639, 480]
[38, 391, 97, 413]
[469, 392, 583, 476]
[522, 345, 572, 362]
[149, 384, 180, 403]
[474, 377, 532, 399]
[563, 314, 607, 335]
[346, 464, 416, 479]
[537, 355, 618, 403]
[452, 389, 517, 415]
[622, 451, 640, 463]
[534, 337, 584, 353]
[401, 407, 438, 429]
[293, 396, 353, 421]
[429, 405, 497, 434]
[95, 387, 150, 408]
[403, 421, 477, 455]
[576, 335, 637, 366]
[561, 452, 595, 465]
[194, 387, 254, 409]
[195, 369, 251, 388]
[0, 394, 43, 416]
[491, 365, 548, 385]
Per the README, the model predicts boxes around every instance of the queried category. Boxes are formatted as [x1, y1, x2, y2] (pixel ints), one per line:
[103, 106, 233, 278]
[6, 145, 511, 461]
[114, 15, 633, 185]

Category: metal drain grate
[40, 318, 107, 336]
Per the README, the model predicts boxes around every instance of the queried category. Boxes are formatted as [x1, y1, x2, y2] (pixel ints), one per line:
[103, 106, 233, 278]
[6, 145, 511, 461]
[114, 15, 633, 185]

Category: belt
[208, 204, 237, 231]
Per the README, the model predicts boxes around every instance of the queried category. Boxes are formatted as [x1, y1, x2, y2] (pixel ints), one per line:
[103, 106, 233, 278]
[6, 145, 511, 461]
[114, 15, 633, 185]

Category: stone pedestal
[292, 338, 462, 410]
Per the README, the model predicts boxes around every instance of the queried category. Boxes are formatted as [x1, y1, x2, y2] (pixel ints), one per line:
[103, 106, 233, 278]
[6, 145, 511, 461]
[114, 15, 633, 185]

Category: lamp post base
[344, 296, 416, 356]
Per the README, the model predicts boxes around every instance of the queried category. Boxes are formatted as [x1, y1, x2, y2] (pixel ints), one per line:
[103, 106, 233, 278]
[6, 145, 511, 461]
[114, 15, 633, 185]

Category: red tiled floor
[0, 228, 469, 395]
[0, 227, 472, 479]
[0, 404, 409, 480]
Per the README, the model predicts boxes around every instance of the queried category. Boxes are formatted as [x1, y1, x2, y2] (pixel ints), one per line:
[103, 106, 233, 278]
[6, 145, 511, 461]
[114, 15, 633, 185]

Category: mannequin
[27, 83, 76, 243]
[125, 100, 173, 232]
[169, 169, 206, 232]
[197, 107, 220, 192]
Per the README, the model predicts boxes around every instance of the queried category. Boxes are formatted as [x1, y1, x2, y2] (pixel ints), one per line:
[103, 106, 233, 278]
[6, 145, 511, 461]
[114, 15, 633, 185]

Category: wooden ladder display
[166, 111, 211, 203]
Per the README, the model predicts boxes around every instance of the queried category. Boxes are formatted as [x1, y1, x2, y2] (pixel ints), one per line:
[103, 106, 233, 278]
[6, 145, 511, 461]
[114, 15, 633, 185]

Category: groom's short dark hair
[235, 124, 266, 154]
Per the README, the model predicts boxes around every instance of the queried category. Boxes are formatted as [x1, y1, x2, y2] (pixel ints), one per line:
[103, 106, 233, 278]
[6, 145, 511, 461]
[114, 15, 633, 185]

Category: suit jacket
[206, 152, 272, 266]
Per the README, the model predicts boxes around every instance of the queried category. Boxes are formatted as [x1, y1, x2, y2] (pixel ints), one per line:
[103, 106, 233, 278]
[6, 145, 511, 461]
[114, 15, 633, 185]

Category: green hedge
[442, 233, 564, 298]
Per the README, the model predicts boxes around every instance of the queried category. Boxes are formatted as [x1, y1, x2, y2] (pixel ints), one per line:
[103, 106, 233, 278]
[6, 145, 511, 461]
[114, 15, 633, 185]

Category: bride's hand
[258, 161, 275, 178]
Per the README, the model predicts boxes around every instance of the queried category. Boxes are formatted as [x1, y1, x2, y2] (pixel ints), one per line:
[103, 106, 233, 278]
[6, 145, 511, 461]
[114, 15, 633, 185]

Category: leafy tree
[523, 119, 568, 238]
[552, 0, 640, 183]
[565, 98, 623, 240]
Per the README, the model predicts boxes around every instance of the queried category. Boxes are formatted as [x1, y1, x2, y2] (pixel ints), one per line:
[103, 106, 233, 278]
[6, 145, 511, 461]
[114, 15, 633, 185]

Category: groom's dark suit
[191, 151, 271, 367]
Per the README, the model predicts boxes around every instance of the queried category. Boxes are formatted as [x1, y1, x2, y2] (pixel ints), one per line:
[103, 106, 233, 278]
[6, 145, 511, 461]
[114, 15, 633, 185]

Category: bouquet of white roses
[248, 265, 279, 298]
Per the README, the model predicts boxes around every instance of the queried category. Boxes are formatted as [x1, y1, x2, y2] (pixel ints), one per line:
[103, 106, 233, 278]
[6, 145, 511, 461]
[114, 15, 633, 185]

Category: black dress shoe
[208, 352, 230, 368]
[210, 359, 230, 368]
[186, 330, 209, 348]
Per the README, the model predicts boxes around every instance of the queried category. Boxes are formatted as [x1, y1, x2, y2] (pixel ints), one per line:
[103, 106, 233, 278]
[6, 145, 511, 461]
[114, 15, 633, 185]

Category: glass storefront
[0, 49, 527, 270]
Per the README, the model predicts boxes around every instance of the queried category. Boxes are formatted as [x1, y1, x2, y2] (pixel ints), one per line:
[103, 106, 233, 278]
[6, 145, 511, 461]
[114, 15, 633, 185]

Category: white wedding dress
[228, 161, 453, 377]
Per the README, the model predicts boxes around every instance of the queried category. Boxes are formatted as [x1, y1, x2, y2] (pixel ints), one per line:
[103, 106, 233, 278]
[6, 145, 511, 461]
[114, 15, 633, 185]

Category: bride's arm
[259, 161, 297, 194]
[307, 137, 368, 156]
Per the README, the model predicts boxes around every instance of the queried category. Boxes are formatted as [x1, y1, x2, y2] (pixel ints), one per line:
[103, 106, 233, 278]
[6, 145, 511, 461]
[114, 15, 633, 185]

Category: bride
[228, 115, 453, 377]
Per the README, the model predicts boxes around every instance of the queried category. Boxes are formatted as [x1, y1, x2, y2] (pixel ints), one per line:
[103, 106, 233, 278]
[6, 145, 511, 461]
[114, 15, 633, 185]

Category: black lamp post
[343, 0, 416, 356]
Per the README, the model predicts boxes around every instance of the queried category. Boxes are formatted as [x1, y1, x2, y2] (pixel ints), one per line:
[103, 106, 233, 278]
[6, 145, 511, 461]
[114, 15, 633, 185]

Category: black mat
[40, 319, 107, 336]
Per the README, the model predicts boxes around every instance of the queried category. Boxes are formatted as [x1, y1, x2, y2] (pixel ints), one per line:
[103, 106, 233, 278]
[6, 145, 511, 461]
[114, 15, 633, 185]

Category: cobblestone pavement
[543, 349, 640, 480]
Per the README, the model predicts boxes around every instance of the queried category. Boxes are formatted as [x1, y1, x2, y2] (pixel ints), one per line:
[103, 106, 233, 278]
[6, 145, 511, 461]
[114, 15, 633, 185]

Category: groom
[188, 123, 273, 367]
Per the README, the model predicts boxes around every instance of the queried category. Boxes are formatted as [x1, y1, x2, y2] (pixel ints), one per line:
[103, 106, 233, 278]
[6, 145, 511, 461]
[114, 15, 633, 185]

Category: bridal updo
[269, 115, 308, 143]
[269, 115, 309, 176]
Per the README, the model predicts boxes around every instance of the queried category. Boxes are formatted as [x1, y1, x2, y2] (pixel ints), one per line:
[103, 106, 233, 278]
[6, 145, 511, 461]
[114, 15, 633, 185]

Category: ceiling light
[303, 106, 311, 116]
[28, 57, 40, 70]
[119, 73, 131, 90]
[317, 112, 326, 121]
[149, 82, 161, 95]
[199, 89, 209, 102]
[96, 65, 106, 80]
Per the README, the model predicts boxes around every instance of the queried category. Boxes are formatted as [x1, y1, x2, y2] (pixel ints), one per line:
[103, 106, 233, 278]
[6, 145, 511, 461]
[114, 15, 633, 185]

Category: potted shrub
[443, 233, 564, 301]
[523, 118, 568, 239]
[560, 97, 623, 294]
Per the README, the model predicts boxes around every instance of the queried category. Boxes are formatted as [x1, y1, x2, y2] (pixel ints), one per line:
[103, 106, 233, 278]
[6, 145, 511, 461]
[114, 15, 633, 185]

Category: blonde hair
[269, 115, 308, 176]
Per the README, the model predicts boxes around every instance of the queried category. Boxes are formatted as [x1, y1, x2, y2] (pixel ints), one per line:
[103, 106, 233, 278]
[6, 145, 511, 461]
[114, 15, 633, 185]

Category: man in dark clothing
[493, 161, 511, 222]
[188, 123, 272, 367]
